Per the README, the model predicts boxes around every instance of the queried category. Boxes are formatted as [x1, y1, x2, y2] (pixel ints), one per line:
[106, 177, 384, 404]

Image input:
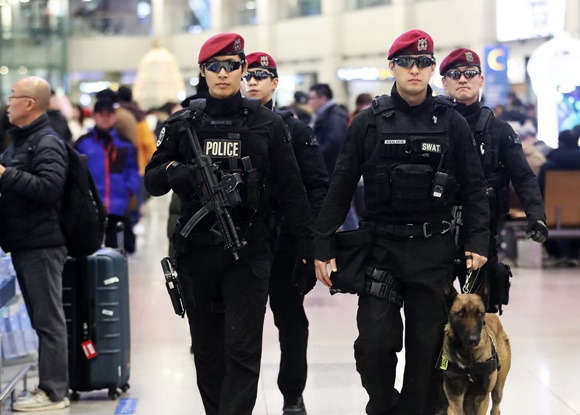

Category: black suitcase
[62, 247, 131, 399]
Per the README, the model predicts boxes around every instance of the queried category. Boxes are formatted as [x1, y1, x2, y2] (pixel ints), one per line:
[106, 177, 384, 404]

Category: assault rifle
[180, 126, 248, 260]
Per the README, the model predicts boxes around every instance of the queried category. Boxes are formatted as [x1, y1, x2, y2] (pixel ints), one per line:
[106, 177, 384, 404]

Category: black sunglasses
[203, 60, 244, 73]
[244, 70, 275, 81]
[445, 69, 481, 80]
[392, 56, 436, 69]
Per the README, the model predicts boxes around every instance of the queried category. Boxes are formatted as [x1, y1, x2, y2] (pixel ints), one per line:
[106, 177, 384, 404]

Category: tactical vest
[363, 95, 457, 214]
[472, 107, 510, 219]
[186, 98, 268, 216]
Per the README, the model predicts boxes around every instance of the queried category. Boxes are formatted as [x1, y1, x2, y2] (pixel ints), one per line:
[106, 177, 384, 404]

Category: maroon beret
[246, 52, 277, 71]
[387, 29, 434, 60]
[198, 32, 245, 64]
[440, 48, 481, 75]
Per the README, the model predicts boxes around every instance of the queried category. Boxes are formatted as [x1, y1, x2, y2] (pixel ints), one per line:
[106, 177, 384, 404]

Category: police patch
[204, 139, 242, 158]
[156, 127, 166, 147]
[421, 142, 442, 153]
[384, 139, 406, 145]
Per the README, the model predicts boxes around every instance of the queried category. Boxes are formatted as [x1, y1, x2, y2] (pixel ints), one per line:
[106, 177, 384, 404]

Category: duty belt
[372, 220, 452, 238]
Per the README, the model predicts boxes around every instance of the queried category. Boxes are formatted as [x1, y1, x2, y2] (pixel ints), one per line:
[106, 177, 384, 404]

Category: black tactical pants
[354, 232, 456, 415]
[269, 234, 309, 401]
[176, 237, 270, 415]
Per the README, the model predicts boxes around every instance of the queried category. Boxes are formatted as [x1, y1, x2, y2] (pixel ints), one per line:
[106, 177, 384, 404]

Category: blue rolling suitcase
[62, 247, 131, 399]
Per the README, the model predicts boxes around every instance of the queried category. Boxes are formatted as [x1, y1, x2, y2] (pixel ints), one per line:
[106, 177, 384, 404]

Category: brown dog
[440, 282, 511, 415]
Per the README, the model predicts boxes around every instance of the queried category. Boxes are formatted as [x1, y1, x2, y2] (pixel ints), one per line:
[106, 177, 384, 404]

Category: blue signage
[115, 398, 138, 414]
[483, 46, 510, 109]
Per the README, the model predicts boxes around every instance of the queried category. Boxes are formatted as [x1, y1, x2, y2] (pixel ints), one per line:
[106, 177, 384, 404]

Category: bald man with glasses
[0, 76, 70, 412]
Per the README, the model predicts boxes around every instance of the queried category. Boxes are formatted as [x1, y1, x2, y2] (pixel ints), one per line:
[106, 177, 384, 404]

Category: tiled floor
[4, 194, 580, 414]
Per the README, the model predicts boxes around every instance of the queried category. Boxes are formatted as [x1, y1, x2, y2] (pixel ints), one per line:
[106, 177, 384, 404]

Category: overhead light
[137, 1, 152, 18]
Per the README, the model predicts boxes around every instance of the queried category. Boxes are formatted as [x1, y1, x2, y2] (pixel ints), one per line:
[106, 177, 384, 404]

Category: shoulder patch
[156, 126, 166, 147]
[508, 132, 521, 145]
[305, 133, 318, 146]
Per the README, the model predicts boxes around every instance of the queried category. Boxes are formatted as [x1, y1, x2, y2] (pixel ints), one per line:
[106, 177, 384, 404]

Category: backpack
[29, 132, 107, 257]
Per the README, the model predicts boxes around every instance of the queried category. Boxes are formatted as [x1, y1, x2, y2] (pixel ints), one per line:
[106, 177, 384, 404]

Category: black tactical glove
[292, 258, 317, 296]
[166, 162, 196, 195]
[526, 219, 548, 243]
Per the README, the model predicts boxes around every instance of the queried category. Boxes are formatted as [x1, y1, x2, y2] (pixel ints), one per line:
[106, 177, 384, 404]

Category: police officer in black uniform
[313, 30, 490, 415]
[144, 33, 313, 415]
[244, 51, 328, 415]
[440, 48, 548, 313]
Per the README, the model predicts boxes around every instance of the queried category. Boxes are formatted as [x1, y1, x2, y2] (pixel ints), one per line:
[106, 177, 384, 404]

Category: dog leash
[462, 268, 481, 294]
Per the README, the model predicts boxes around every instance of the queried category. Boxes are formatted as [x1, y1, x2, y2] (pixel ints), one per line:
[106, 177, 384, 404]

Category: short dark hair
[558, 129, 579, 148]
[309, 83, 333, 100]
[118, 85, 133, 102]
[355, 93, 373, 107]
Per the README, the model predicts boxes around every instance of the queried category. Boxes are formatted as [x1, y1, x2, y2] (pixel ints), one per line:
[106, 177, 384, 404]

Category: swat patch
[384, 139, 406, 145]
[156, 127, 166, 147]
[204, 139, 242, 158]
[421, 142, 442, 153]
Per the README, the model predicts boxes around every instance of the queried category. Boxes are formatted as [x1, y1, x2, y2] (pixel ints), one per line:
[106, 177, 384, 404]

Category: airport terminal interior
[1, 0, 580, 414]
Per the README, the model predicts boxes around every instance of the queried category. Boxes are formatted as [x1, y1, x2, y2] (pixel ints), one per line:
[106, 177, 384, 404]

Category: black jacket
[47, 109, 72, 143]
[315, 86, 489, 260]
[457, 101, 545, 225]
[274, 106, 328, 221]
[313, 103, 348, 177]
[538, 146, 580, 194]
[0, 114, 68, 252]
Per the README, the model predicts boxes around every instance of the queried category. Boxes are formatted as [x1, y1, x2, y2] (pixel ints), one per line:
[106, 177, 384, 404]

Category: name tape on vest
[204, 139, 242, 158]
[421, 142, 442, 153]
[384, 139, 406, 145]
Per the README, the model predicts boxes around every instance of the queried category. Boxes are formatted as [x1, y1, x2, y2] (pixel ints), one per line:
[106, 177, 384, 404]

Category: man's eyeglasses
[8, 95, 35, 101]
[445, 69, 481, 80]
[392, 56, 436, 69]
[244, 70, 275, 81]
[203, 60, 244, 73]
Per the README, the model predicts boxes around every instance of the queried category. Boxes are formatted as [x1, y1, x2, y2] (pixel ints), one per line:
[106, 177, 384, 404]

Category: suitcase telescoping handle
[116, 221, 125, 254]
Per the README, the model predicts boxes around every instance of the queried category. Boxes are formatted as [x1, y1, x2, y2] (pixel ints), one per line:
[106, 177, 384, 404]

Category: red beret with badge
[246, 52, 277, 71]
[439, 48, 481, 75]
[198, 32, 245, 64]
[387, 29, 434, 60]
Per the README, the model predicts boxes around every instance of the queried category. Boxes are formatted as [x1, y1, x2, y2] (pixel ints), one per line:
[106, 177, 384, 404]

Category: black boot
[283, 395, 306, 415]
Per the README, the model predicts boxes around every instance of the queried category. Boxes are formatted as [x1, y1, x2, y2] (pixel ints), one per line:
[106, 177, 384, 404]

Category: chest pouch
[391, 163, 436, 212]
[390, 136, 450, 213]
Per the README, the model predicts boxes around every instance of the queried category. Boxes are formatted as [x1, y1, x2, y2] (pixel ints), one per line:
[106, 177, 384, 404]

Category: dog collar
[440, 334, 500, 375]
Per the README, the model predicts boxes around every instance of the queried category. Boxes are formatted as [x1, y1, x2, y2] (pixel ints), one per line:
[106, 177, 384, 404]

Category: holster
[329, 227, 373, 295]
[490, 262, 512, 312]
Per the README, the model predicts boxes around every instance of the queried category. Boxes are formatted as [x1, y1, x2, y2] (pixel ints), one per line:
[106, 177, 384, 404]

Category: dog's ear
[474, 279, 490, 309]
[443, 278, 458, 312]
